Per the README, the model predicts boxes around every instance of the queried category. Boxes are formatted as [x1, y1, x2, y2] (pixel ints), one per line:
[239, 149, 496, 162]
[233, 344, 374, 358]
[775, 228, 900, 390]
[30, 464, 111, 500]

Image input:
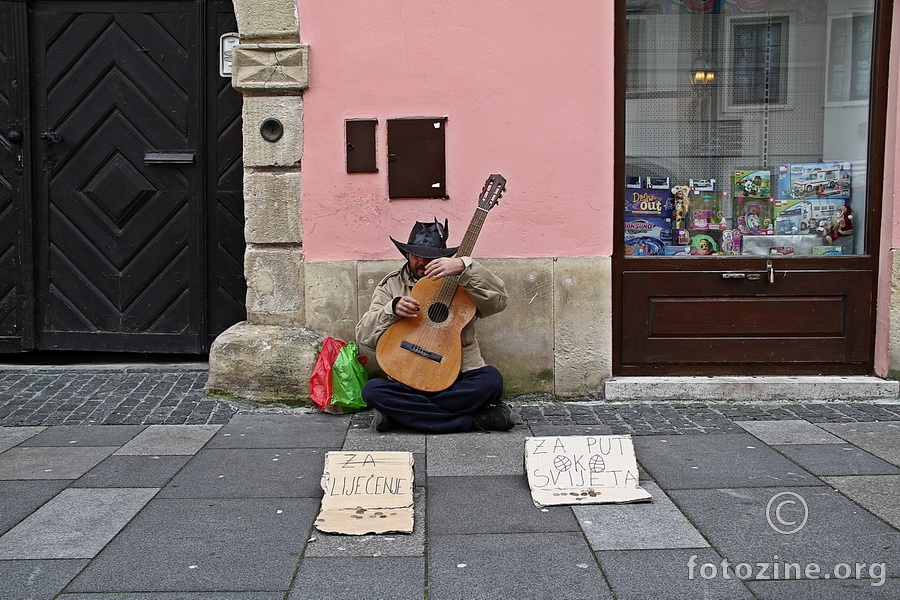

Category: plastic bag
[309, 337, 369, 414]
[309, 337, 346, 412]
[330, 341, 369, 414]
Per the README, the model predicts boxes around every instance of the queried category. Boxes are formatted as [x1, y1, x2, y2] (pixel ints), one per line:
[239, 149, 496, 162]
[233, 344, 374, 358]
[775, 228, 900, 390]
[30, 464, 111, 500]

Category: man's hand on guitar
[423, 257, 465, 280]
[393, 296, 421, 318]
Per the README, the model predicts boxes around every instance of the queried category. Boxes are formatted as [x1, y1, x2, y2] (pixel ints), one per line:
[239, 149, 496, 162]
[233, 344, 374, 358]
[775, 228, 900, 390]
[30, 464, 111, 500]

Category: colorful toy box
[690, 191, 727, 230]
[624, 187, 674, 217]
[773, 197, 841, 235]
[624, 216, 673, 256]
[733, 170, 771, 198]
[776, 162, 851, 200]
[734, 196, 774, 235]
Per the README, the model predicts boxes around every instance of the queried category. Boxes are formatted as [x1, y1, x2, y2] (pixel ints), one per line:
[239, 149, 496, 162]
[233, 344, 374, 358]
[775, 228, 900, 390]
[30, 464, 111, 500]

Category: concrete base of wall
[605, 376, 900, 402]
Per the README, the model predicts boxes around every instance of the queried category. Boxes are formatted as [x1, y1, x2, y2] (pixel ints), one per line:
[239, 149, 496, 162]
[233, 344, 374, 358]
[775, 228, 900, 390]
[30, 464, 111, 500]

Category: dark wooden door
[619, 261, 874, 375]
[205, 1, 246, 346]
[0, 1, 33, 352]
[22, 0, 244, 353]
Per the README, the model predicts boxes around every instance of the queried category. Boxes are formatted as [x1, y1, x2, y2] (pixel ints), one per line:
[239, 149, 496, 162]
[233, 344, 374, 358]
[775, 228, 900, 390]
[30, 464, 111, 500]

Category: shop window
[624, 2, 873, 259]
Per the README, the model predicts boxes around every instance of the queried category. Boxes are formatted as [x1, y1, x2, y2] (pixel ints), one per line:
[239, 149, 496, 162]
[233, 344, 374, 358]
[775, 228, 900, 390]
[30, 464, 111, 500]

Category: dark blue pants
[362, 366, 503, 433]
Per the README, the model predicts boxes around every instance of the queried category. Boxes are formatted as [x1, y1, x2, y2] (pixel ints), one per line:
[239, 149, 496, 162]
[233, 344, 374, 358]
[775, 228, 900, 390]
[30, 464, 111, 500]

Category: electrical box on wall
[387, 117, 447, 199]
[346, 119, 378, 173]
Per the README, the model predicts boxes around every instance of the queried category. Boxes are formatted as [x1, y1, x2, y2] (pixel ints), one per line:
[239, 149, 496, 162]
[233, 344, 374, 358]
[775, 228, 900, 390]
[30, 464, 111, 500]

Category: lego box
[733, 170, 771, 198]
[773, 197, 841, 235]
[624, 216, 672, 256]
[776, 162, 851, 200]
[624, 187, 674, 217]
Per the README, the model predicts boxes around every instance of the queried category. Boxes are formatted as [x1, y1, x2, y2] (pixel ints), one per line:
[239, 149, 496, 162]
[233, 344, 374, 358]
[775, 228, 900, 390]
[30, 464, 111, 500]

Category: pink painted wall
[297, 0, 613, 261]
[874, 2, 900, 376]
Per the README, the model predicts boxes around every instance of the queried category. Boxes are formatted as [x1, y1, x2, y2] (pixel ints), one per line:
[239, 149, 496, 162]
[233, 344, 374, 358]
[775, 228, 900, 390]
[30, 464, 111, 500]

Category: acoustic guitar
[375, 174, 507, 392]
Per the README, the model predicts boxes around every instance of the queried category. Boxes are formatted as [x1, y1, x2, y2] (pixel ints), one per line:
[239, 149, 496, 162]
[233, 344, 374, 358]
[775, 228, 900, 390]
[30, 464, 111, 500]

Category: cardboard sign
[525, 435, 652, 507]
[316, 451, 414, 535]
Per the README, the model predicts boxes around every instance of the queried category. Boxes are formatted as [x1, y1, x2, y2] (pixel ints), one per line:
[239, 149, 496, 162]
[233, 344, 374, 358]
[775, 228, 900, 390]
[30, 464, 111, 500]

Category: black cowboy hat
[390, 219, 459, 259]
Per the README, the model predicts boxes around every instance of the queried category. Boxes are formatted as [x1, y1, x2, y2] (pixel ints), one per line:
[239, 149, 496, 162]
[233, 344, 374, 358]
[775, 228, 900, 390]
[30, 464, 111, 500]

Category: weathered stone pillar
[208, 0, 321, 402]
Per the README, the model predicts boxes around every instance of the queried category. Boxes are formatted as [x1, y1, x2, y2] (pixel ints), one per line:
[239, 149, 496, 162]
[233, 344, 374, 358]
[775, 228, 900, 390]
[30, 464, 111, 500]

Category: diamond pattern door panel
[33, 2, 202, 352]
[0, 1, 30, 351]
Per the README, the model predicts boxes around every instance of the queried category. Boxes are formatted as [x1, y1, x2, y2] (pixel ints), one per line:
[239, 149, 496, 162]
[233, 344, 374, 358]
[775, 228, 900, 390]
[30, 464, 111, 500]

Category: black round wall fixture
[260, 117, 284, 142]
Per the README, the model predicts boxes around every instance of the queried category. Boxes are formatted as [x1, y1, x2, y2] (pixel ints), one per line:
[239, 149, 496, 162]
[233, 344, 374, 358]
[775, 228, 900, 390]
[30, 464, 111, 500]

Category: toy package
[813, 246, 843, 255]
[625, 176, 642, 189]
[720, 229, 742, 255]
[773, 197, 841, 235]
[776, 162, 851, 200]
[624, 187, 674, 217]
[690, 178, 716, 192]
[624, 216, 673, 256]
[690, 191, 727, 230]
[733, 170, 771, 198]
[734, 196, 774, 235]
[646, 177, 671, 190]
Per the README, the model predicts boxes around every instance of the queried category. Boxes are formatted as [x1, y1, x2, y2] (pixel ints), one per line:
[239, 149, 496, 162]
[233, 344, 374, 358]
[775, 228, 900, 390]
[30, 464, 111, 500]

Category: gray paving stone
[526, 423, 615, 437]
[0, 426, 45, 452]
[71, 455, 191, 488]
[0, 480, 69, 535]
[0, 487, 158, 559]
[746, 577, 900, 599]
[818, 422, 900, 466]
[428, 532, 612, 600]
[596, 548, 755, 600]
[427, 475, 579, 535]
[427, 430, 529, 476]
[736, 420, 846, 445]
[205, 412, 348, 449]
[0, 559, 89, 600]
[306, 487, 426, 558]
[18, 424, 146, 447]
[0, 446, 118, 479]
[823, 474, 900, 529]
[59, 593, 283, 600]
[342, 427, 427, 453]
[668, 486, 900, 568]
[774, 444, 900, 476]
[114, 424, 221, 455]
[65, 497, 319, 594]
[633, 434, 819, 489]
[288, 556, 425, 600]
[575, 480, 708, 550]
[157, 447, 326, 499]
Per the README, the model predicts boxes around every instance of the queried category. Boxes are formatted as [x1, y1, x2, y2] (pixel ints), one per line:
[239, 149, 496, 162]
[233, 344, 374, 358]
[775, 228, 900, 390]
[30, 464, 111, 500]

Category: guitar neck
[456, 207, 489, 258]
[435, 207, 488, 304]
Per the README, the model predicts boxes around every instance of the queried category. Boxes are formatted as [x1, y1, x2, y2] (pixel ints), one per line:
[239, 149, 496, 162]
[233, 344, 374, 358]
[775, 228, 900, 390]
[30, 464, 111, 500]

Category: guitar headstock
[478, 174, 507, 211]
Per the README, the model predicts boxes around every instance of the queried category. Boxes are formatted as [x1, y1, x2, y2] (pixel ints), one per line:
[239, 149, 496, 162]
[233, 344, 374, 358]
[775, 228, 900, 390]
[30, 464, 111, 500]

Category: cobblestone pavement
[3, 365, 900, 431]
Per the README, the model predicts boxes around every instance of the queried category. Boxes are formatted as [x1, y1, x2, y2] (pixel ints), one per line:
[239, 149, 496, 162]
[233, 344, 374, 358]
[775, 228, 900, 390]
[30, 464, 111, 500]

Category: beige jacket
[356, 257, 508, 373]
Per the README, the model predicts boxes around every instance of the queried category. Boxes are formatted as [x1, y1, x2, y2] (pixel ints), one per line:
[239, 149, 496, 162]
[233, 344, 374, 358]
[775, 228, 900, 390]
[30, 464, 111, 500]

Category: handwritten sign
[316, 451, 414, 535]
[525, 435, 652, 506]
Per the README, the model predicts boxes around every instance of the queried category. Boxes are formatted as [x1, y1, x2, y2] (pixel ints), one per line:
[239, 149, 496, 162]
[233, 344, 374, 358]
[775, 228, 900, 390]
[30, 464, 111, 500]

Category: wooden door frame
[612, 0, 893, 376]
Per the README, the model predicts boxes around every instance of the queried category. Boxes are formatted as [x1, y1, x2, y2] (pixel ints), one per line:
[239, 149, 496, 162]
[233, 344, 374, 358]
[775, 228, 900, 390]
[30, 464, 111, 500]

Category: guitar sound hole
[428, 303, 450, 323]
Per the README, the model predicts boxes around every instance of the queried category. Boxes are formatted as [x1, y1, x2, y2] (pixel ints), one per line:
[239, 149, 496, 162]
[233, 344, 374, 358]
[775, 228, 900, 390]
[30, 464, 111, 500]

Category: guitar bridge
[400, 340, 443, 363]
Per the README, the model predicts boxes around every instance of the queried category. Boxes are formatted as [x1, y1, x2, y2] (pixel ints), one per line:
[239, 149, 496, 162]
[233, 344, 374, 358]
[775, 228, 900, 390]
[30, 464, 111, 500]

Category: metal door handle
[40, 131, 62, 144]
